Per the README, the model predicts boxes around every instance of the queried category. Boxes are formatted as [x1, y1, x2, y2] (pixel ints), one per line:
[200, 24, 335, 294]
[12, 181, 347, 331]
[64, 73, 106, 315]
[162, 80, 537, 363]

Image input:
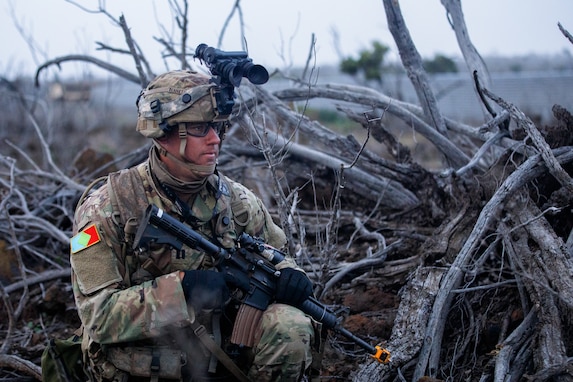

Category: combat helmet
[136, 70, 230, 139]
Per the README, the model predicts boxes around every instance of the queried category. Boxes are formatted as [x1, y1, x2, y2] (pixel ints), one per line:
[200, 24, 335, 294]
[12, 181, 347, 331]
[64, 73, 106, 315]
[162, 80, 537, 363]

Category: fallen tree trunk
[352, 148, 573, 381]
[503, 199, 573, 381]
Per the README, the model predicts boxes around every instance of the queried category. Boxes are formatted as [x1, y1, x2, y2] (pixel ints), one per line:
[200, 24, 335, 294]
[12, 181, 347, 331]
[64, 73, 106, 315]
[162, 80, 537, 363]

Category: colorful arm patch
[70, 224, 101, 254]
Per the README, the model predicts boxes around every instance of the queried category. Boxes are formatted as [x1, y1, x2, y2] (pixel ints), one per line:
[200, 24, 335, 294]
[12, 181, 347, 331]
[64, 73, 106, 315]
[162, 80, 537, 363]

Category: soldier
[70, 70, 316, 381]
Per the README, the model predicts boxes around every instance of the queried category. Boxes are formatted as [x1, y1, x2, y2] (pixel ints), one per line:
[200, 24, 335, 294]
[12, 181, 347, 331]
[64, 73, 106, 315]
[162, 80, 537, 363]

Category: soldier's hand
[275, 268, 313, 306]
[181, 270, 231, 311]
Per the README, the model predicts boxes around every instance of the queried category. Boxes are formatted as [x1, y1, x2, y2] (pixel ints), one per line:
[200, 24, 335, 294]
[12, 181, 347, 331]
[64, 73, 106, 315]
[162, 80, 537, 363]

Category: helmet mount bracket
[194, 43, 269, 117]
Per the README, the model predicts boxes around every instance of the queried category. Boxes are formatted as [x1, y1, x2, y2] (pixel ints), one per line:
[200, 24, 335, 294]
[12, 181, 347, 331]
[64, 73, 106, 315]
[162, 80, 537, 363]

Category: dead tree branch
[0, 354, 42, 381]
[383, 0, 449, 137]
[412, 147, 573, 381]
[35, 55, 140, 86]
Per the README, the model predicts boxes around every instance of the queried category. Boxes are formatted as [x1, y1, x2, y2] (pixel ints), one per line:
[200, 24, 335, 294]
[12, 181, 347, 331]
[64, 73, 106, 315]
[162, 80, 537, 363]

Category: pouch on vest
[106, 346, 186, 379]
[41, 335, 86, 382]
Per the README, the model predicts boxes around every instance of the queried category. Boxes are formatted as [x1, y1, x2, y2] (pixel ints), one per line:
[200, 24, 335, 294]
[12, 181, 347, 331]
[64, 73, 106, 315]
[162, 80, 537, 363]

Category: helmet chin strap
[152, 137, 216, 179]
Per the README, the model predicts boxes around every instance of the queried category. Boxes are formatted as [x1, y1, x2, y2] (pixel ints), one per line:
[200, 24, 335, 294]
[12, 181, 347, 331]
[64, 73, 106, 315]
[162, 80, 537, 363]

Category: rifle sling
[190, 321, 250, 382]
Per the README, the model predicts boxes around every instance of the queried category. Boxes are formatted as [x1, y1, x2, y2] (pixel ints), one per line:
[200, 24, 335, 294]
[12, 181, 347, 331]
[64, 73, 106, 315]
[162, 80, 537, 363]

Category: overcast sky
[2, 0, 572, 79]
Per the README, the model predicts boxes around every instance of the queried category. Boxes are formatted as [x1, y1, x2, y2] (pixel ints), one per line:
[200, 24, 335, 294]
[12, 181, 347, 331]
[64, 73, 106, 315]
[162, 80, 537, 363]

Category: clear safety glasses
[182, 122, 226, 137]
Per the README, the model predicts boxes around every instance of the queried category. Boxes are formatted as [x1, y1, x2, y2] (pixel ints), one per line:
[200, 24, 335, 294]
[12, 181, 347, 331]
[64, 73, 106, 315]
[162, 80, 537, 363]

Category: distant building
[48, 82, 91, 102]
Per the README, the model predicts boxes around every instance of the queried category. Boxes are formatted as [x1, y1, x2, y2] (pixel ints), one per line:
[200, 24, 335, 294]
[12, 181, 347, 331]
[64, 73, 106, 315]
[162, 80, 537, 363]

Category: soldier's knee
[254, 303, 314, 364]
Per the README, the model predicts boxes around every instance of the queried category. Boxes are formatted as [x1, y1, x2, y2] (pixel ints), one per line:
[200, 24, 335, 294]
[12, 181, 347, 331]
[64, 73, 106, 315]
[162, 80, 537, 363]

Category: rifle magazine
[230, 304, 264, 348]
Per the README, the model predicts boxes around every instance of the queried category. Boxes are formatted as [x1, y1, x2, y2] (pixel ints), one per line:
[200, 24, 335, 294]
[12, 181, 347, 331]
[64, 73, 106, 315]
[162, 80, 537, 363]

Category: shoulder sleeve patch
[70, 241, 122, 295]
[70, 224, 101, 254]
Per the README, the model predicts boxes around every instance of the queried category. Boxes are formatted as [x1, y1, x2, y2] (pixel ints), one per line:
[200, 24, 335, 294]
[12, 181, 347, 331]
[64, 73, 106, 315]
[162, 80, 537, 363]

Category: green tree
[423, 53, 458, 74]
[340, 41, 390, 83]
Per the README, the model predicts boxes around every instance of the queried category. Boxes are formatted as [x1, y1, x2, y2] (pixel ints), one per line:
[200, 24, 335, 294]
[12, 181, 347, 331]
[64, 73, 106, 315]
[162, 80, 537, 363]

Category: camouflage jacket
[70, 160, 292, 347]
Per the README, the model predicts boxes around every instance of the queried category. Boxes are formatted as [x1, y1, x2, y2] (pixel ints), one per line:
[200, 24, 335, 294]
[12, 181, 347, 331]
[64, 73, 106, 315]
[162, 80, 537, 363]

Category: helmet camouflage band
[136, 70, 230, 138]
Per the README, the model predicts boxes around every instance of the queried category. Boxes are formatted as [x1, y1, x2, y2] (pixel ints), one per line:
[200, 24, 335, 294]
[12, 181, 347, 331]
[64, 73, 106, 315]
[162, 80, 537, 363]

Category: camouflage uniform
[71, 69, 315, 381]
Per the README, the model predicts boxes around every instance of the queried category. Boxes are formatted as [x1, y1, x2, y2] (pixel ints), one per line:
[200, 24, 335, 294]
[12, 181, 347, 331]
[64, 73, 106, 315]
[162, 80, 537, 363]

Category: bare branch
[558, 22, 573, 45]
[482, 87, 573, 194]
[0, 354, 42, 380]
[118, 15, 149, 87]
[441, 0, 493, 118]
[218, 0, 244, 49]
[35, 54, 140, 86]
[383, 0, 449, 138]
[273, 84, 470, 168]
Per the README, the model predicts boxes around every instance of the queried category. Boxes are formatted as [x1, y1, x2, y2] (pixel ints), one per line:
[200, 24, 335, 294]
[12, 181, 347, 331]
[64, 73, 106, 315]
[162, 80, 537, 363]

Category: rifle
[133, 204, 390, 364]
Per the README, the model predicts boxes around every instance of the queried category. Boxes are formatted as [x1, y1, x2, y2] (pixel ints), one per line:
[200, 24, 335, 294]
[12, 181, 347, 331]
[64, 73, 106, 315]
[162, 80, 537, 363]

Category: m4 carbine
[133, 204, 390, 364]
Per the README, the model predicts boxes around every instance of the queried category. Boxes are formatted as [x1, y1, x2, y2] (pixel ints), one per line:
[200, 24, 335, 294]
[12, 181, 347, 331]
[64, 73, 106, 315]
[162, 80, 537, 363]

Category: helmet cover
[136, 70, 228, 138]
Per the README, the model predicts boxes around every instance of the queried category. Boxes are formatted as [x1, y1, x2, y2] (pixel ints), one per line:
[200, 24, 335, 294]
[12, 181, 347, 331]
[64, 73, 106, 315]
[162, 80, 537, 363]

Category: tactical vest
[78, 164, 254, 381]
[104, 163, 250, 286]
